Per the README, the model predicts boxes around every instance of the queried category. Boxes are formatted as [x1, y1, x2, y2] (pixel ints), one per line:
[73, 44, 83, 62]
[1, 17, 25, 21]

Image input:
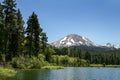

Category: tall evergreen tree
[26, 12, 42, 56]
[41, 32, 48, 60]
[84, 51, 91, 62]
[0, 3, 3, 24]
[33, 14, 42, 56]
[0, 3, 4, 55]
[16, 9, 24, 54]
[41, 32, 48, 53]
[2, 0, 18, 60]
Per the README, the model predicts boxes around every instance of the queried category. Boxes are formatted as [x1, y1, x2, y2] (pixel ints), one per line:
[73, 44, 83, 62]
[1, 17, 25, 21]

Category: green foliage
[41, 66, 63, 69]
[51, 55, 89, 67]
[1, 54, 6, 67]
[16, 9, 25, 55]
[2, 0, 18, 60]
[41, 32, 48, 60]
[54, 47, 120, 65]
[0, 3, 4, 55]
[45, 45, 55, 62]
[0, 0, 25, 61]
[84, 51, 91, 63]
[25, 12, 43, 56]
[11, 54, 48, 69]
[0, 67, 17, 77]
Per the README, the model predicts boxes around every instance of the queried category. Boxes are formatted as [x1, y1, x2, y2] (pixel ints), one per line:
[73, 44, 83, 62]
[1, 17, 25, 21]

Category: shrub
[11, 54, 48, 69]
[50, 55, 89, 67]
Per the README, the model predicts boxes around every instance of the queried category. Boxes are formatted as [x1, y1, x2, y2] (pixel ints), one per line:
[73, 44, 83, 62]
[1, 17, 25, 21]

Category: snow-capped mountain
[51, 34, 120, 49]
[100, 43, 114, 48]
[51, 34, 95, 48]
[100, 43, 120, 49]
[114, 45, 120, 49]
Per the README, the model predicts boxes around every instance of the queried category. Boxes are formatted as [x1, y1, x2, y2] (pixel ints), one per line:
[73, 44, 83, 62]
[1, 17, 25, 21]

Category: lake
[8, 67, 120, 80]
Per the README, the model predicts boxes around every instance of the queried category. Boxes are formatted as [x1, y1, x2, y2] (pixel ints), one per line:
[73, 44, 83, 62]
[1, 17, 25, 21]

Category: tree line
[54, 47, 120, 65]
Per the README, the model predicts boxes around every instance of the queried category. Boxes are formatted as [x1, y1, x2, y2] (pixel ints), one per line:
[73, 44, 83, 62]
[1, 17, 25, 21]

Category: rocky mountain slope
[51, 34, 120, 49]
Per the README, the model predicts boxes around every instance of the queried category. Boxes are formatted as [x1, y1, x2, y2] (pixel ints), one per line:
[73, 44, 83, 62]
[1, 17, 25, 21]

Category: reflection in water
[16, 70, 52, 80]
[63, 67, 87, 80]
[64, 67, 74, 80]
[5, 67, 120, 80]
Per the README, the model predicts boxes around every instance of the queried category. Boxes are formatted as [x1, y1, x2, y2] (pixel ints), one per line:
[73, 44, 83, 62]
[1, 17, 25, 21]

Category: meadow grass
[90, 64, 120, 68]
[41, 66, 64, 69]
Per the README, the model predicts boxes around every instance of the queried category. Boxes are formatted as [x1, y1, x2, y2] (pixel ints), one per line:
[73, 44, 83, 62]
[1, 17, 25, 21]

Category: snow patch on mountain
[82, 36, 88, 42]
[60, 37, 67, 44]
[71, 39, 75, 43]
[114, 45, 120, 49]
[79, 41, 83, 44]
[103, 43, 113, 47]
[67, 42, 72, 46]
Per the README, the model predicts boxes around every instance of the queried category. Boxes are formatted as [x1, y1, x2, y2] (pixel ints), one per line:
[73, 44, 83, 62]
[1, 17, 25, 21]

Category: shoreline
[0, 64, 120, 77]
[90, 64, 120, 68]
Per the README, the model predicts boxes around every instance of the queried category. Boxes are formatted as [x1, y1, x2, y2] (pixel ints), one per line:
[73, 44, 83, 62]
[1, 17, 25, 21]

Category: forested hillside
[54, 47, 120, 65]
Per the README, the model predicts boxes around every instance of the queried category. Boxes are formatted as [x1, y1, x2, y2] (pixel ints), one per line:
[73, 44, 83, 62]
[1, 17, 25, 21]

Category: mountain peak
[51, 34, 94, 48]
[67, 34, 80, 37]
[105, 43, 113, 47]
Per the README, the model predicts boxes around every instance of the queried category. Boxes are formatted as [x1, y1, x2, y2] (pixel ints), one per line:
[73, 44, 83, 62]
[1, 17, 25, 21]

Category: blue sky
[1, 0, 120, 44]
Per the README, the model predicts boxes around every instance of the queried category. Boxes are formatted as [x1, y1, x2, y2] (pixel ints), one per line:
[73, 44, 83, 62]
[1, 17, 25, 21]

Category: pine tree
[25, 14, 34, 56]
[16, 9, 24, 55]
[2, 0, 18, 60]
[33, 13, 42, 56]
[26, 12, 42, 56]
[84, 51, 91, 63]
[41, 32, 48, 60]
[0, 3, 4, 54]
[41, 32, 48, 53]
[45, 45, 55, 62]
[0, 3, 3, 24]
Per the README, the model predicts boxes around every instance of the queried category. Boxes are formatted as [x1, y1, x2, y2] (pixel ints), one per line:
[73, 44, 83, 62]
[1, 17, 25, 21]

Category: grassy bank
[90, 64, 120, 68]
[41, 66, 64, 69]
[0, 67, 17, 79]
[106, 65, 120, 68]
[90, 64, 104, 67]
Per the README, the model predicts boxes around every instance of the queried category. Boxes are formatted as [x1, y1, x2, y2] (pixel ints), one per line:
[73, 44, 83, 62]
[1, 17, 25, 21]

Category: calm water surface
[10, 67, 120, 80]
